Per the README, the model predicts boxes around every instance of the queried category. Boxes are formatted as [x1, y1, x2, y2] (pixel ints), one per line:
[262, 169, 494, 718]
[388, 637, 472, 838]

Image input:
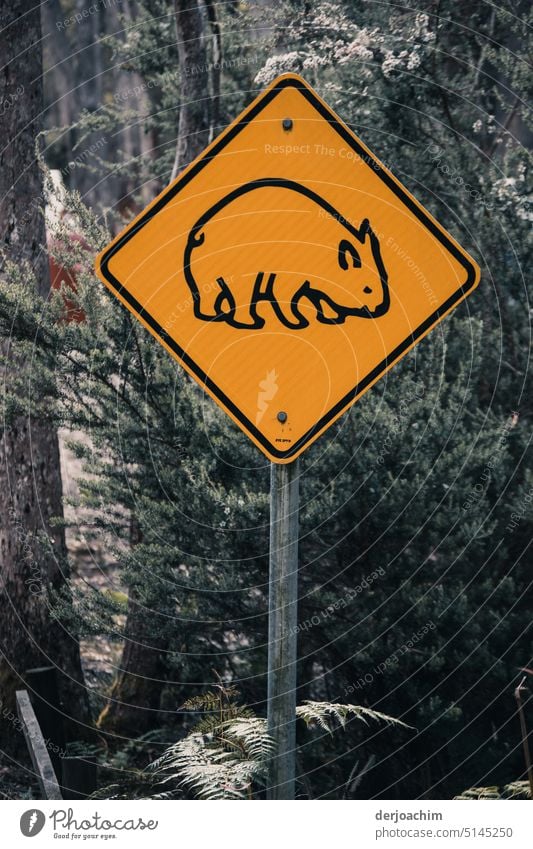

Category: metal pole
[514, 677, 533, 799]
[267, 459, 300, 800]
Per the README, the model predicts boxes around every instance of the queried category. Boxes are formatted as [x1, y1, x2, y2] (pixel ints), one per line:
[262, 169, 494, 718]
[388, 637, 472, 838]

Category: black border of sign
[97, 75, 479, 462]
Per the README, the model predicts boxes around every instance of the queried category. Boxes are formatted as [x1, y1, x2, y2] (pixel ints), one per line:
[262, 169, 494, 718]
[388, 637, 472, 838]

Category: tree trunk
[170, 0, 212, 181]
[0, 0, 92, 754]
[96, 587, 168, 739]
[41, 0, 74, 163]
[68, 0, 104, 209]
[97, 516, 168, 738]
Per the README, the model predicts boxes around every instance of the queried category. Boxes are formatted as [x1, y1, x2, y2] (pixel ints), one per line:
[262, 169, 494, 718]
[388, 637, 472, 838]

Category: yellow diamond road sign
[95, 74, 480, 463]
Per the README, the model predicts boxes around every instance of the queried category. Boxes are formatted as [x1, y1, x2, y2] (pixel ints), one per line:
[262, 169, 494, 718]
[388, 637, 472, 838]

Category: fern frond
[149, 789, 180, 800]
[454, 786, 501, 800]
[194, 706, 254, 736]
[503, 781, 531, 799]
[180, 690, 224, 712]
[147, 695, 407, 800]
[89, 769, 158, 800]
[455, 781, 531, 800]
[296, 701, 412, 734]
[148, 717, 275, 800]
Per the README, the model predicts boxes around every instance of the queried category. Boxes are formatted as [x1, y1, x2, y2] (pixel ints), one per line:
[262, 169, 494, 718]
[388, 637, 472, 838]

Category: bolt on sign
[95, 74, 480, 463]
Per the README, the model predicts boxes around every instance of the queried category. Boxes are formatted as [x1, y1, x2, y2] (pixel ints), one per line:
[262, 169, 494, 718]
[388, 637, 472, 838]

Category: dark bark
[0, 0, 92, 754]
[41, 0, 77, 171]
[96, 587, 167, 739]
[204, 0, 222, 139]
[96, 516, 167, 738]
[170, 0, 211, 181]
[111, 0, 158, 215]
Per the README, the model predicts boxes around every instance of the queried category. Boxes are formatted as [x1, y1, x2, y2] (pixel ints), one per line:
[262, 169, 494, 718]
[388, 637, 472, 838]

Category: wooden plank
[16, 690, 63, 800]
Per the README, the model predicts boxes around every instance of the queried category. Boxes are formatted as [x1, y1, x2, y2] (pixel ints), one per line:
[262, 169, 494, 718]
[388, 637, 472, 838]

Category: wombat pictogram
[183, 178, 390, 330]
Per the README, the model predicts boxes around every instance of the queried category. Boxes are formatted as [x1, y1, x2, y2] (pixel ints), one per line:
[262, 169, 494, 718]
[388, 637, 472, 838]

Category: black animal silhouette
[183, 178, 390, 330]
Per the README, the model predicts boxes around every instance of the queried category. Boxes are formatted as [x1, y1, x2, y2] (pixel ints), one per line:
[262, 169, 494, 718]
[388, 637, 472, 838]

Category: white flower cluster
[255, 2, 363, 84]
[381, 12, 435, 78]
[335, 27, 378, 68]
[302, 52, 330, 72]
[492, 172, 532, 220]
[254, 52, 302, 86]
[306, 3, 357, 39]
[382, 43, 426, 77]
[382, 49, 407, 78]
[413, 12, 436, 43]
[254, 5, 436, 86]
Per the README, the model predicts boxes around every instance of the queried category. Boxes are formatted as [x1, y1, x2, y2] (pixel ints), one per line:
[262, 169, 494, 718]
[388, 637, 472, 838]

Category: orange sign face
[95, 74, 480, 463]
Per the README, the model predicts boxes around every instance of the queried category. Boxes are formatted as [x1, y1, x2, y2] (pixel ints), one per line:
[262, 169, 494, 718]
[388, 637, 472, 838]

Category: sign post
[95, 72, 480, 801]
[267, 459, 300, 799]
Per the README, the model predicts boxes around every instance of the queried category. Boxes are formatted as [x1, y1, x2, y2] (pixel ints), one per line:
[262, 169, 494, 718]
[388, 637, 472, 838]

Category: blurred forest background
[0, 0, 531, 800]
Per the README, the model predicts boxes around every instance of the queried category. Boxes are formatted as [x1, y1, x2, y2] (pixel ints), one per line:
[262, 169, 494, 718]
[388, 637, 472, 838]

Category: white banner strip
[1, 799, 531, 848]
